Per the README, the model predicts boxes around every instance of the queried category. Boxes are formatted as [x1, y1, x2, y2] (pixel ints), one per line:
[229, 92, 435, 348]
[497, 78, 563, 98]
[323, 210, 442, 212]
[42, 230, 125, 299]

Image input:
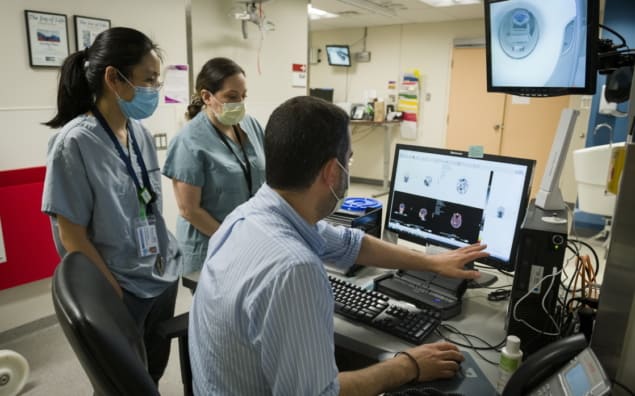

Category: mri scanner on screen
[489, 0, 588, 88]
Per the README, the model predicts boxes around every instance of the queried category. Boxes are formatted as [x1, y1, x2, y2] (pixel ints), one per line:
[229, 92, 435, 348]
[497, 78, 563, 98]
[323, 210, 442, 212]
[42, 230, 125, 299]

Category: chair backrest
[52, 252, 160, 396]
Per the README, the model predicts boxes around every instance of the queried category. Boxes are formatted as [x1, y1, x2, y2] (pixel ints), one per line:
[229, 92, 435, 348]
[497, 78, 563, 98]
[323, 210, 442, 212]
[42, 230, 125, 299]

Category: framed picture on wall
[74, 15, 110, 51]
[24, 10, 70, 67]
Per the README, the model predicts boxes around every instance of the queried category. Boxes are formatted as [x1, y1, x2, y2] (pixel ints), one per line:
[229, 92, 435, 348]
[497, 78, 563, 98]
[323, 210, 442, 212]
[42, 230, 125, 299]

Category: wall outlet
[153, 133, 168, 150]
[355, 51, 371, 63]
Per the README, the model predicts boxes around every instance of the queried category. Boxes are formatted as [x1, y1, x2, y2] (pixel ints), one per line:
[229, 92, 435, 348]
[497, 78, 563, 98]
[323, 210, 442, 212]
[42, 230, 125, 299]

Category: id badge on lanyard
[134, 195, 159, 258]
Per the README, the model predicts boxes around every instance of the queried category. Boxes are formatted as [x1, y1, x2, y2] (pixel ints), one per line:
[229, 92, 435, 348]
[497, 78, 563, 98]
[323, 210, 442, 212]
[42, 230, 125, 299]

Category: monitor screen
[384, 145, 535, 271]
[485, 0, 599, 96]
[325, 45, 351, 67]
[309, 88, 334, 103]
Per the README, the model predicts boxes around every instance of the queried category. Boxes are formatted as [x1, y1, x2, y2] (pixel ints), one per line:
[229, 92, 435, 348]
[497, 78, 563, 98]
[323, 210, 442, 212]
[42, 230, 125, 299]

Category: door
[446, 47, 506, 154]
[500, 95, 571, 196]
[446, 46, 572, 196]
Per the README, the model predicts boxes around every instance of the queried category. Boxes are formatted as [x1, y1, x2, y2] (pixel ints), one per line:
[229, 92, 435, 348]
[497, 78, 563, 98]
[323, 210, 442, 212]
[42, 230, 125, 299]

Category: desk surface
[182, 265, 508, 387]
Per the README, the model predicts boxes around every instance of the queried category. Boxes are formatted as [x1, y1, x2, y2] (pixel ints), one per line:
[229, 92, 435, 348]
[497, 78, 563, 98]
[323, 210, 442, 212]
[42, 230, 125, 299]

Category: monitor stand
[466, 261, 499, 288]
[468, 272, 499, 288]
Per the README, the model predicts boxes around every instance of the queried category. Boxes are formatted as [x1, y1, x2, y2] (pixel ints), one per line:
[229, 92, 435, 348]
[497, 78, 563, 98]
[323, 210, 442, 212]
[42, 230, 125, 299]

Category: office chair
[52, 252, 159, 396]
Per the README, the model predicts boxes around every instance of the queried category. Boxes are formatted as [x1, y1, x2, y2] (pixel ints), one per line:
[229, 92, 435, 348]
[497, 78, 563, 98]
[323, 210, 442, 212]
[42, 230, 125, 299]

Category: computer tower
[506, 200, 568, 358]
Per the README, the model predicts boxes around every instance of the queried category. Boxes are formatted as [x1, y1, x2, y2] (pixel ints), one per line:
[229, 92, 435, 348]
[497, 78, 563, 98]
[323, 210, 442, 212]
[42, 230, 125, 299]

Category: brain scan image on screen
[450, 213, 463, 229]
[489, 0, 585, 88]
[419, 208, 428, 221]
[456, 178, 469, 194]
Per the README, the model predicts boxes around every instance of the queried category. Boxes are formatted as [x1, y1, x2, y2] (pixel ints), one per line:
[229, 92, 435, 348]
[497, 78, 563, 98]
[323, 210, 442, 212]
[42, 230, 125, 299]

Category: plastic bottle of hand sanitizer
[496, 335, 523, 394]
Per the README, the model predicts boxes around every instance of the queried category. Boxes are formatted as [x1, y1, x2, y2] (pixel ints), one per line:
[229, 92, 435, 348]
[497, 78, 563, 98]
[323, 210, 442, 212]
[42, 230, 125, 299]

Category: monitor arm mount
[596, 26, 635, 103]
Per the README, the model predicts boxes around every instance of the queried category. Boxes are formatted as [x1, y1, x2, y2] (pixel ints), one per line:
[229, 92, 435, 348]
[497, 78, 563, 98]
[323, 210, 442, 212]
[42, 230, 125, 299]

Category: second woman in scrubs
[163, 58, 265, 274]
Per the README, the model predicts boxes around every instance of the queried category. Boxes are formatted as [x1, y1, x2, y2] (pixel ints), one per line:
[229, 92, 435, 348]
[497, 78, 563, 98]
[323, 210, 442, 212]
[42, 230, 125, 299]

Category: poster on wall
[24, 10, 69, 67]
[163, 65, 189, 104]
[74, 15, 110, 51]
[291, 63, 307, 88]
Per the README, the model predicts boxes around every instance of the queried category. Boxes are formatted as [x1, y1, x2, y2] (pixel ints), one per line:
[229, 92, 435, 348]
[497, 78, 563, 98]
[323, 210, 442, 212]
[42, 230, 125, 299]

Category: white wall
[0, 0, 188, 172]
[310, 20, 485, 181]
[191, 0, 309, 126]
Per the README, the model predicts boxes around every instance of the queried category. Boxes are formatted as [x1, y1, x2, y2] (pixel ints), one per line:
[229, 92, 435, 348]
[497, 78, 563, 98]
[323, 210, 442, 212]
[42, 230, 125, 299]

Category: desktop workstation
[181, 143, 540, 395]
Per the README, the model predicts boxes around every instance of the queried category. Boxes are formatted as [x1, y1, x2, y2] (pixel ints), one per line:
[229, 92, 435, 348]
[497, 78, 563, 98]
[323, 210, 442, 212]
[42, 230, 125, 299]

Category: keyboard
[329, 276, 441, 345]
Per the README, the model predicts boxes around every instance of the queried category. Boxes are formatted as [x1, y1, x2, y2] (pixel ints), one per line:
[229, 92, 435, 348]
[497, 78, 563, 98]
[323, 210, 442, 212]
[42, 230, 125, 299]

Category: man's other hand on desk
[356, 235, 488, 280]
[338, 341, 464, 395]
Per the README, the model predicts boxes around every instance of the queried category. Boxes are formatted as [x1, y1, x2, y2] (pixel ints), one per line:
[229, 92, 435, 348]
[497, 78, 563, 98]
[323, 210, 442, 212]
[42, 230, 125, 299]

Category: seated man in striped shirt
[189, 95, 488, 396]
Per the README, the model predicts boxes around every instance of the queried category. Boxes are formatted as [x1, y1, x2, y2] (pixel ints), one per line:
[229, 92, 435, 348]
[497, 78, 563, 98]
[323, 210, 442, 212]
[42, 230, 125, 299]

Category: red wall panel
[0, 167, 59, 290]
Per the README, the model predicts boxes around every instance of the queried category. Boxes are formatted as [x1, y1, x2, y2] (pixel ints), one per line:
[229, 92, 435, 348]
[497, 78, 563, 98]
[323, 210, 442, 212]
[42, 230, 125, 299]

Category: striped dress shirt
[189, 183, 364, 395]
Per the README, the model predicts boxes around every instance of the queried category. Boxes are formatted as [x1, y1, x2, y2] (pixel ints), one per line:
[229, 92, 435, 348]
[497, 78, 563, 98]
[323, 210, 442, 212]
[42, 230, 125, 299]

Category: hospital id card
[134, 215, 159, 258]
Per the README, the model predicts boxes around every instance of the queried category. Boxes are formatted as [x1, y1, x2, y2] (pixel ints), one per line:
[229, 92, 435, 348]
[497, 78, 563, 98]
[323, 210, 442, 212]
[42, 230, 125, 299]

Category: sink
[573, 142, 625, 216]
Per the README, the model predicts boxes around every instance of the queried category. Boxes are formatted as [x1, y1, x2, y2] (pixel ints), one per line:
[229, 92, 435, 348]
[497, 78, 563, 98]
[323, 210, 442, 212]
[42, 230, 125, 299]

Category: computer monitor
[384, 145, 535, 272]
[484, 0, 599, 96]
[309, 88, 334, 103]
[325, 45, 351, 67]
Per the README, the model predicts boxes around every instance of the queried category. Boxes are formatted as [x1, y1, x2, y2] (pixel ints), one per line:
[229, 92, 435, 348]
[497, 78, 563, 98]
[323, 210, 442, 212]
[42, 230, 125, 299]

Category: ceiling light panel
[336, 0, 398, 17]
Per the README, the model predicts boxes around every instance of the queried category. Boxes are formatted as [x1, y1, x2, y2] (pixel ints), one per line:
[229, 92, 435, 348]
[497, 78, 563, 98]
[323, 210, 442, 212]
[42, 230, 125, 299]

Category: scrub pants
[122, 281, 179, 384]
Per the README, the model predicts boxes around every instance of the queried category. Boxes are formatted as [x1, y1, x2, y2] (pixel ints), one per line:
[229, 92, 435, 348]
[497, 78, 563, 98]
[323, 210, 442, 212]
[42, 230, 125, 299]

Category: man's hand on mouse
[404, 341, 464, 382]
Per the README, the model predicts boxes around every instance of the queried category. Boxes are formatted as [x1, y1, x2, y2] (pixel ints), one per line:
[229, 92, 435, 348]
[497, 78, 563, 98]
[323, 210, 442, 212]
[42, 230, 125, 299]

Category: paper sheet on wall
[400, 120, 418, 140]
[163, 65, 190, 104]
[0, 217, 6, 264]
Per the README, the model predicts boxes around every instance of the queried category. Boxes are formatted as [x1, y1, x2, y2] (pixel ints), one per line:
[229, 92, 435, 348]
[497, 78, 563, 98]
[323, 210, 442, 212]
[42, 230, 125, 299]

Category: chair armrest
[157, 312, 189, 339]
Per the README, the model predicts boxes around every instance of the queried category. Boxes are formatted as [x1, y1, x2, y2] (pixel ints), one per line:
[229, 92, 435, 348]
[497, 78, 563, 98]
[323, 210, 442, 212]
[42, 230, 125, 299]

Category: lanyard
[92, 106, 155, 216]
[212, 124, 253, 197]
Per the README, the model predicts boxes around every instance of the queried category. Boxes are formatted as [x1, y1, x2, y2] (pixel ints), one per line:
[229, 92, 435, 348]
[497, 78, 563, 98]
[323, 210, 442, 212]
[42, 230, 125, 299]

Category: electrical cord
[435, 324, 503, 366]
[472, 263, 514, 279]
[611, 380, 635, 396]
[436, 324, 504, 351]
[600, 24, 629, 48]
[612, 379, 635, 396]
[568, 239, 600, 277]
[512, 268, 563, 336]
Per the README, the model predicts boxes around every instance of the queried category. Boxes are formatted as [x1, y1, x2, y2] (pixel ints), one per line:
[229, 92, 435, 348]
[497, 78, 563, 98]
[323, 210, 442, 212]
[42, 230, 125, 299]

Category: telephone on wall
[503, 334, 611, 396]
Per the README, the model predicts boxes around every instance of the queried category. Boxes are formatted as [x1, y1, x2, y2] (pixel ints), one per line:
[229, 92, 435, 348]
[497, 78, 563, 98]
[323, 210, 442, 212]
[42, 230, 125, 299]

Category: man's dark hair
[265, 96, 349, 190]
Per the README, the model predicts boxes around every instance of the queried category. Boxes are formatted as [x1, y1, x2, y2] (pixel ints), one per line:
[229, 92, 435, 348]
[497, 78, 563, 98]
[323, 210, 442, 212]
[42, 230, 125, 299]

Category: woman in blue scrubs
[163, 58, 266, 275]
[42, 27, 180, 385]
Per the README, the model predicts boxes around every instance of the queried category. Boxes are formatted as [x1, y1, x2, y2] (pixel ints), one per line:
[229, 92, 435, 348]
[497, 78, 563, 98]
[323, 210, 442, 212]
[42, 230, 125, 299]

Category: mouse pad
[411, 350, 497, 396]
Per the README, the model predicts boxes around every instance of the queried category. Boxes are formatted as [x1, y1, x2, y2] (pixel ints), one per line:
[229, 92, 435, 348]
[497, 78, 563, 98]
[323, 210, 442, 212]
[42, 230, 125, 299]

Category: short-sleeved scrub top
[42, 115, 181, 298]
[162, 111, 266, 274]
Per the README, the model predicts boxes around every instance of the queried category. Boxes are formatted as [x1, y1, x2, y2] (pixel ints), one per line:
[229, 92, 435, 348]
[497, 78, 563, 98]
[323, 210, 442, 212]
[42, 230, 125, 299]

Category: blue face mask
[115, 70, 160, 120]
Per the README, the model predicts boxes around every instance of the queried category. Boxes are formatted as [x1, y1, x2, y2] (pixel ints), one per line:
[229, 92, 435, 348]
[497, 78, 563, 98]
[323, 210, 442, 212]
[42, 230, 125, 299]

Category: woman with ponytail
[162, 58, 265, 274]
[42, 27, 181, 386]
